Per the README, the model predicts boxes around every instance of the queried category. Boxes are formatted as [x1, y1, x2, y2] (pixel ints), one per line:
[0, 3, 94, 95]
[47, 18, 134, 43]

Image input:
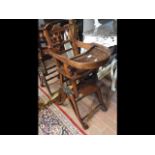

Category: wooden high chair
[42, 23, 110, 129]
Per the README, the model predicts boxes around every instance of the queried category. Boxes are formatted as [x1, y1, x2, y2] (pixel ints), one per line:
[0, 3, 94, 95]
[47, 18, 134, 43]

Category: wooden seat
[42, 22, 110, 129]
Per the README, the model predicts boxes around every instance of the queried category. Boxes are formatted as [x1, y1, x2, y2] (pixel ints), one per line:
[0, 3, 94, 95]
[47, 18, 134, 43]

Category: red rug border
[39, 86, 87, 135]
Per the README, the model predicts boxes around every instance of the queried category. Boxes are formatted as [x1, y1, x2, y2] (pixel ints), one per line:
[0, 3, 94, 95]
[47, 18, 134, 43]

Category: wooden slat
[46, 74, 59, 81]
[59, 48, 73, 55]
[46, 65, 56, 70]
[44, 70, 57, 76]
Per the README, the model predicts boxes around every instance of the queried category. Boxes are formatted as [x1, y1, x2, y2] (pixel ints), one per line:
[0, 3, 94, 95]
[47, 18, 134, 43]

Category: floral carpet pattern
[39, 104, 84, 135]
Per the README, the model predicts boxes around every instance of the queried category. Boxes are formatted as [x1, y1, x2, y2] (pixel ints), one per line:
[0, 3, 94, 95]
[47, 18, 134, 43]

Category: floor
[60, 88, 117, 135]
[39, 69, 117, 135]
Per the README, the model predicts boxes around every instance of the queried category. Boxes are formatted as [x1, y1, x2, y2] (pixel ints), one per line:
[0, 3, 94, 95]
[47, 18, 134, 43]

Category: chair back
[43, 23, 80, 58]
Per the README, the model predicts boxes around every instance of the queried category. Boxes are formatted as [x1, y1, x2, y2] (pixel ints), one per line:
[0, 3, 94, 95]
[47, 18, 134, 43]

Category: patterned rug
[39, 87, 86, 135]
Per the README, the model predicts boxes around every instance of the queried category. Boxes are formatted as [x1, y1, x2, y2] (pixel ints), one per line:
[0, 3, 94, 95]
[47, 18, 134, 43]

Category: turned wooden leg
[39, 76, 46, 87]
[42, 74, 53, 97]
[68, 97, 76, 114]
[58, 88, 67, 105]
[39, 60, 48, 87]
[96, 88, 107, 111]
[38, 69, 45, 87]
[68, 95, 89, 130]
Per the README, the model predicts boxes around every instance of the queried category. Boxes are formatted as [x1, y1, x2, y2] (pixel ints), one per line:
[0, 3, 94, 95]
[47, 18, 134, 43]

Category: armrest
[48, 49, 68, 64]
[48, 42, 110, 71]
[74, 40, 110, 55]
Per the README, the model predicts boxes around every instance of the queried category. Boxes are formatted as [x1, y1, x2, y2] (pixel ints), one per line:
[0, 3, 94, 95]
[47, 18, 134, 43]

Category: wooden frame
[41, 22, 111, 129]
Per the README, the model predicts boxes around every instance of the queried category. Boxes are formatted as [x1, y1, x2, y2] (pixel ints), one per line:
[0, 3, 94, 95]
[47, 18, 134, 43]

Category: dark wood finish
[41, 22, 111, 129]
[41, 19, 83, 40]
[38, 29, 60, 99]
[44, 19, 69, 26]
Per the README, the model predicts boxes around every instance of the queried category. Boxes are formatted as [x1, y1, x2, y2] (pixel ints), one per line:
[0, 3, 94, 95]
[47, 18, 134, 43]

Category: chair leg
[42, 74, 53, 97]
[39, 60, 48, 87]
[68, 95, 89, 130]
[68, 97, 76, 114]
[96, 88, 107, 111]
[39, 75, 46, 87]
[58, 88, 67, 105]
